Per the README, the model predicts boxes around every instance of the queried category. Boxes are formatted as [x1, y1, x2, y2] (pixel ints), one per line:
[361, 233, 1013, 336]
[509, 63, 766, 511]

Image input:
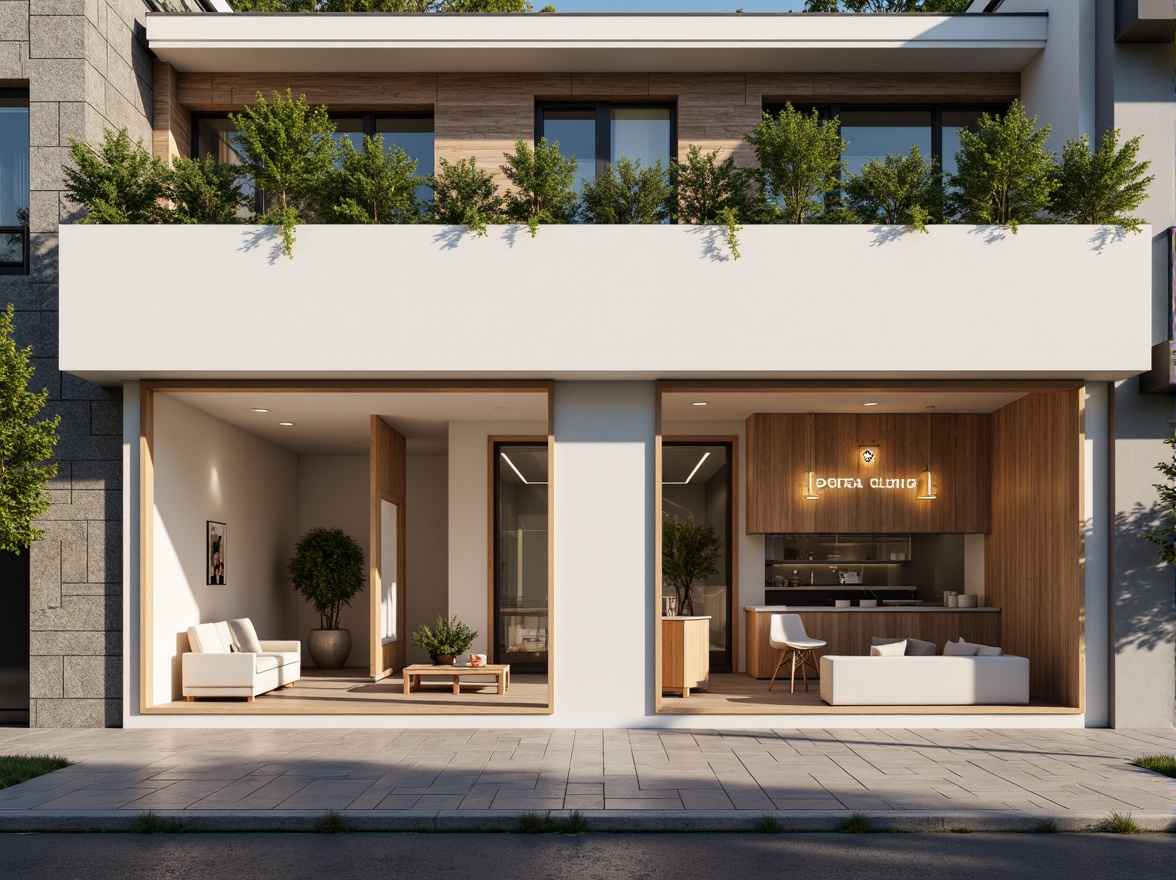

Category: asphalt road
[2, 831, 1172, 880]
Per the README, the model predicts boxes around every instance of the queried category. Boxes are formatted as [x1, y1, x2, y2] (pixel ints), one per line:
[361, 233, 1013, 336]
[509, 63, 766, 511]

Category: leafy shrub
[745, 104, 845, 224]
[321, 135, 423, 224]
[410, 614, 478, 657]
[843, 146, 943, 232]
[1051, 128, 1153, 232]
[229, 90, 339, 256]
[803, 0, 970, 10]
[288, 527, 365, 630]
[64, 128, 170, 224]
[946, 100, 1056, 231]
[429, 156, 504, 235]
[501, 136, 579, 235]
[579, 158, 671, 224]
[668, 145, 758, 224]
[167, 154, 250, 224]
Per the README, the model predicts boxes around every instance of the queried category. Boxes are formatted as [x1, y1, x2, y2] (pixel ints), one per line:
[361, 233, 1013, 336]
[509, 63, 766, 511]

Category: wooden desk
[402, 664, 510, 695]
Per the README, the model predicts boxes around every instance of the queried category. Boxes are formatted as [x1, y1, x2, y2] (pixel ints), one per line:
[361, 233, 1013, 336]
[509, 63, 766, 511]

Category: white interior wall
[448, 420, 546, 657]
[296, 456, 370, 669]
[963, 534, 986, 601]
[151, 394, 299, 704]
[406, 455, 448, 665]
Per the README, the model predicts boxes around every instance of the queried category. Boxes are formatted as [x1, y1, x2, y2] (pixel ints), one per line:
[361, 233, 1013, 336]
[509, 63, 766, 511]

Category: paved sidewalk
[0, 727, 1171, 832]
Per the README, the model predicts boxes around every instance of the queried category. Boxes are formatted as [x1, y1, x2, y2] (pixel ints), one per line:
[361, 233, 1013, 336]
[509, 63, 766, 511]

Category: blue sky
[550, 1, 809, 12]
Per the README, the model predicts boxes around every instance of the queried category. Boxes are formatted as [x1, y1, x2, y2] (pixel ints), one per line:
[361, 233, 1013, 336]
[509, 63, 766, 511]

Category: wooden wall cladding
[152, 62, 191, 162]
[170, 72, 1019, 179]
[746, 413, 991, 534]
[370, 415, 407, 677]
[986, 391, 1082, 708]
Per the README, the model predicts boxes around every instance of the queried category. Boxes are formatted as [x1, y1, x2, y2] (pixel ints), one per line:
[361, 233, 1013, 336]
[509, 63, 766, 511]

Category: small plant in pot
[411, 615, 478, 666]
[662, 517, 722, 618]
[289, 526, 364, 669]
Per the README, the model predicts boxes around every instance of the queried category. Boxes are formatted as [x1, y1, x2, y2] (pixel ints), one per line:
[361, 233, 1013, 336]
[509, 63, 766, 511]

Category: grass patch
[837, 812, 873, 834]
[0, 754, 72, 790]
[1131, 754, 1176, 779]
[317, 810, 349, 833]
[515, 810, 591, 834]
[1030, 818, 1059, 833]
[752, 815, 784, 833]
[132, 810, 189, 834]
[949, 827, 972, 834]
[1097, 811, 1142, 834]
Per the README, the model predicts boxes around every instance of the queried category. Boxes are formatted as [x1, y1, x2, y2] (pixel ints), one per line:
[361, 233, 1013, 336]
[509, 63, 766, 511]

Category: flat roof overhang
[146, 12, 1049, 74]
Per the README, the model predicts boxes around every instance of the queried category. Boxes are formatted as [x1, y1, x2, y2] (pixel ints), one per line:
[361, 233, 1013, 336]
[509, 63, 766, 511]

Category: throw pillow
[943, 638, 979, 656]
[871, 636, 936, 656]
[870, 640, 907, 657]
[228, 618, 263, 654]
[975, 645, 1003, 656]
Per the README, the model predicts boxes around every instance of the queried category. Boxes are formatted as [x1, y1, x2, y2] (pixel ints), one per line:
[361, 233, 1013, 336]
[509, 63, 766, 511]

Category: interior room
[139, 384, 552, 715]
[657, 383, 1084, 716]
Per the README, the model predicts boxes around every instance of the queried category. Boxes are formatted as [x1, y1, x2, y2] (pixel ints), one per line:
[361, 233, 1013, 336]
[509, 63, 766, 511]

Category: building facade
[2, 0, 1174, 730]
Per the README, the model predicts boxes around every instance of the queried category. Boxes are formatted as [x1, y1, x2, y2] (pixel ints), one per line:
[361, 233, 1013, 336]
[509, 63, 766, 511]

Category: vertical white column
[1083, 382, 1109, 728]
[553, 382, 655, 726]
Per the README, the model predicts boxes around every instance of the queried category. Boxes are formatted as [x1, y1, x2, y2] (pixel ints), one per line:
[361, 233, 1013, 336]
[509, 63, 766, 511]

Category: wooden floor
[148, 667, 551, 715]
[658, 673, 1081, 715]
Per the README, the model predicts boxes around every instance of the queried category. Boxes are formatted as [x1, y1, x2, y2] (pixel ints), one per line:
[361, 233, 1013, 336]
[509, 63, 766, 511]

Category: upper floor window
[0, 89, 29, 275]
[537, 103, 675, 190]
[764, 103, 1006, 180]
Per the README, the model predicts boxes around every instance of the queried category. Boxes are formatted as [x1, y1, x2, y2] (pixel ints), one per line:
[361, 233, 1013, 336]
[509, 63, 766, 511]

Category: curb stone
[0, 810, 1171, 834]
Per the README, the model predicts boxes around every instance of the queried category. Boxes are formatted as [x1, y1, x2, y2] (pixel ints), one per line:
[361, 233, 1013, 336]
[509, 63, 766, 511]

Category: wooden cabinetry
[661, 617, 711, 698]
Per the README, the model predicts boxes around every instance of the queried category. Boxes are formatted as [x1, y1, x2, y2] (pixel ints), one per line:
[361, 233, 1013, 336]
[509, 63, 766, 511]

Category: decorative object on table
[469, 653, 487, 667]
[859, 599, 878, 608]
[767, 613, 827, 694]
[834, 599, 851, 608]
[957, 594, 978, 608]
[206, 521, 226, 585]
[410, 614, 478, 666]
[662, 517, 722, 617]
[288, 526, 365, 669]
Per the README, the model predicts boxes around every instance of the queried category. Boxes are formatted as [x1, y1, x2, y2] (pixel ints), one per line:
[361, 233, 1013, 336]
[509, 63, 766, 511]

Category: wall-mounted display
[206, 521, 225, 585]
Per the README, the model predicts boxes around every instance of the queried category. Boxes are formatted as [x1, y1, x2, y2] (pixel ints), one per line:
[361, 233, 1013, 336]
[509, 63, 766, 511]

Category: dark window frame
[0, 86, 30, 276]
[535, 101, 678, 180]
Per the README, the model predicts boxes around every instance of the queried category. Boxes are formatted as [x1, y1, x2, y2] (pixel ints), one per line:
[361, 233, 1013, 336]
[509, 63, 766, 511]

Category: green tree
[803, 0, 969, 11]
[63, 128, 169, 224]
[0, 305, 60, 554]
[1145, 434, 1176, 567]
[579, 158, 671, 225]
[231, 0, 543, 11]
[669, 145, 759, 224]
[321, 135, 423, 224]
[1051, 128, 1154, 232]
[288, 527, 365, 631]
[166, 155, 250, 224]
[428, 156, 504, 236]
[843, 146, 943, 232]
[229, 90, 339, 257]
[946, 100, 1057, 231]
[662, 518, 722, 618]
[500, 136, 579, 236]
[745, 104, 845, 224]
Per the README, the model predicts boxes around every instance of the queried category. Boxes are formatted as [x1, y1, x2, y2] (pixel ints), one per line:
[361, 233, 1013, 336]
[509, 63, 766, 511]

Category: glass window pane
[375, 116, 434, 202]
[611, 107, 671, 169]
[941, 109, 988, 180]
[495, 443, 548, 672]
[194, 117, 256, 209]
[542, 108, 596, 188]
[0, 104, 29, 229]
[840, 109, 933, 177]
[332, 116, 365, 155]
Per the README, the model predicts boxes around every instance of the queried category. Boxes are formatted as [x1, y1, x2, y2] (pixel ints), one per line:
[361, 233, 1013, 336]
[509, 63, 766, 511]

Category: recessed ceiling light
[251, 408, 270, 413]
[692, 401, 708, 407]
[279, 422, 294, 427]
[863, 402, 879, 407]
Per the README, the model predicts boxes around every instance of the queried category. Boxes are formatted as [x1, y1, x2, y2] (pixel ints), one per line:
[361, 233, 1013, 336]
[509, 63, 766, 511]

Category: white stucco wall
[149, 394, 300, 705]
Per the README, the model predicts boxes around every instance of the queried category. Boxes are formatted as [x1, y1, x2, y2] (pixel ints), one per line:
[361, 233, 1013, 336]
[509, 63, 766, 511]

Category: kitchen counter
[744, 606, 1001, 679]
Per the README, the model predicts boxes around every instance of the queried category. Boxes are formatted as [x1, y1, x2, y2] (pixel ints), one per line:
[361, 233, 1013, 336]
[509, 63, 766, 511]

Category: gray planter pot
[308, 629, 352, 669]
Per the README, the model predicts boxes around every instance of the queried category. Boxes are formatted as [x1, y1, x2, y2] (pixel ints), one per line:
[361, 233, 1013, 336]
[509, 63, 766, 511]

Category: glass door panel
[494, 442, 549, 672]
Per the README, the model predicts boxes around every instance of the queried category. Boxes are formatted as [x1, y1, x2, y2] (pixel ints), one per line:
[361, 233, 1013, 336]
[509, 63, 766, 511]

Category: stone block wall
[0, 0, 153, 727]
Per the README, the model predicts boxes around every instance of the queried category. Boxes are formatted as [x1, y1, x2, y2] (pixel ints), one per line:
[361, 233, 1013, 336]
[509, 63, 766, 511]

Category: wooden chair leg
[790, 649, 799, 694]
[768, 649, 789, 691]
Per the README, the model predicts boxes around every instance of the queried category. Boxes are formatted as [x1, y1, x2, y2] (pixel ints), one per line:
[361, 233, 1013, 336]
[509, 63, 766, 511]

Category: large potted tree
[289, 526, 365, 669]
[662, 518, 722, 618]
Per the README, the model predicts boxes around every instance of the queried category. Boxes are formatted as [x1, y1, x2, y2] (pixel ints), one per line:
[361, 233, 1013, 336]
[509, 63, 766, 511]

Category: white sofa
[182, 620, 300, 702]
[819, 655, 1030, 706]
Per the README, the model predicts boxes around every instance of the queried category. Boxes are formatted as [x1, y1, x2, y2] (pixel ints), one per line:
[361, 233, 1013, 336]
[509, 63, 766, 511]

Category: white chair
[768, 614, 826, 694]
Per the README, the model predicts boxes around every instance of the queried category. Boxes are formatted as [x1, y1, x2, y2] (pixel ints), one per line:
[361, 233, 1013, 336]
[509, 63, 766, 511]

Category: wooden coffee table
[401, 663, 510, 695]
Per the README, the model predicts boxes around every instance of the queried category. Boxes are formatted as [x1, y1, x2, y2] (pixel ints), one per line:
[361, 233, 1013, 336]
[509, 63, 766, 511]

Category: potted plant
[662, 518, 722, 618]
[288, 526, 364, 669]
[410, 614, 478, 666]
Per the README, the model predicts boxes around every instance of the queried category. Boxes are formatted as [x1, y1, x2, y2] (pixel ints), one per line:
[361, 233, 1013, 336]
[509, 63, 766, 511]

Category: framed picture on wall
[207, 521, 226, 585]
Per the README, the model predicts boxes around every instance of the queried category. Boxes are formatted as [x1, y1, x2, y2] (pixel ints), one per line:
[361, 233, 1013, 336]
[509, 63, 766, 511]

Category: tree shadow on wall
[1105, 501, 1175, 655]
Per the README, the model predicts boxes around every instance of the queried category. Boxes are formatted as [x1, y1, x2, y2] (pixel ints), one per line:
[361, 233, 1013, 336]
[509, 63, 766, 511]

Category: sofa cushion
[943, 638, 979, 656]
[258, 651, 299, 669]
[188, 623, 229, 654]
[975, 644, 1003, 656]
[254, 654, 280, 675]
[872, 636, 936, 656]
[870, 639, 907, 656]
[229, 618, 263, 654]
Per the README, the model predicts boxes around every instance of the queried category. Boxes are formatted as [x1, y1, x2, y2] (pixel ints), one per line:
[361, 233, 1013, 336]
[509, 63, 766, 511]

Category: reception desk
[744, 606, 1001, 679]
